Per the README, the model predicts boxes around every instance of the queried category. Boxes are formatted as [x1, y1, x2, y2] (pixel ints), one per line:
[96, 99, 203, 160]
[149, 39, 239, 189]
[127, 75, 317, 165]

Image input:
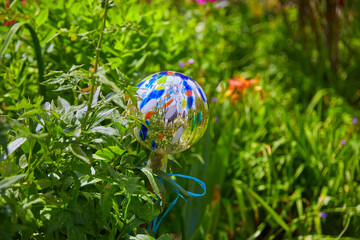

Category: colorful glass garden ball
[130, 71, 209, 154]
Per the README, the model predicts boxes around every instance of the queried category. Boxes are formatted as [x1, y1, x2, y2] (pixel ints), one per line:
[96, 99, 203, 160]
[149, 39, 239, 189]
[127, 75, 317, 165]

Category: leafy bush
[1, 0, 360, 239]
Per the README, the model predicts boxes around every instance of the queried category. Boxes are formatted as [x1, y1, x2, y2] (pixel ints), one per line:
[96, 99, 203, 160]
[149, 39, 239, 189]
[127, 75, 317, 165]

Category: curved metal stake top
[146, 151, 168, 172]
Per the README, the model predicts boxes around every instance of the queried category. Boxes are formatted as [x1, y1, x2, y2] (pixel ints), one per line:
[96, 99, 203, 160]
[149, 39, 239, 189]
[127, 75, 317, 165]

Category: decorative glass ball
[129, 71, 209, 154]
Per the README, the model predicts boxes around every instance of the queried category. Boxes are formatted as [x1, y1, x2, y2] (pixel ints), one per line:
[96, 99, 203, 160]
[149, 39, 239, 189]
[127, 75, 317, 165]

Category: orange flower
[157, 133, 165, 140]
[81, 85, 98, 93]
[225, 75, 260, 104]
[70, 33, 78, 41]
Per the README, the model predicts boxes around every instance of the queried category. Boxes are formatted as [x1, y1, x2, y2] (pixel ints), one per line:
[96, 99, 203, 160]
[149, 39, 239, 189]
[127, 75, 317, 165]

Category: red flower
[224, 75, 261, 104]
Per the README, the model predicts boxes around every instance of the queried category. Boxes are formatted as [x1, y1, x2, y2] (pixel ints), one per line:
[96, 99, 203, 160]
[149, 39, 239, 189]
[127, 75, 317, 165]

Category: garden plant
[1, 0, 360, 239]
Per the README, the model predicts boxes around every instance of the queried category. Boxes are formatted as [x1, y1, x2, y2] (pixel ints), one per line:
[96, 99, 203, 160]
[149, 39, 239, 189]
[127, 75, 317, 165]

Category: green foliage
[1, 0, 360, 239]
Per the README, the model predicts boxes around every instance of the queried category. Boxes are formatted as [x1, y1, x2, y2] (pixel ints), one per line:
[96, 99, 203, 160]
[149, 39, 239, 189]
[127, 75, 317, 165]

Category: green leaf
[0, 22, 24, 64]
[108, 145, 126, 155]
[128, 197, 159, 223]
[96, 70, 121, 92]
[36, 8, 49, 26]
[0, 174, 26, 191]
[93, 145, 125, 161]
[18, 154, 28, 169]
[69, 64, 84, 72]
[130, 234, 156, 240]
[93, 148, 114, 161]
[101, 193, 113, 221]
[114, 122, 126, 137]
[124, 177, 140, 194]
[133, 53, 148, 70]
[306, 89, 328, 115]
[90, 126, 120, 136]
[55, 83, 77, 91]
[69, 144, 90, 164]
[0, 138, 27, 162]
[140, 168, 165, 197]
[89, 107, 116, 128]
[110, 93, 126, 109]
[157, 234, 176, 240]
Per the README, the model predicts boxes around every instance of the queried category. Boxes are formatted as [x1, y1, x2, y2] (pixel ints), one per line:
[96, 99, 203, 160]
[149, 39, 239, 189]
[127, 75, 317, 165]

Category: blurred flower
[170, 233, 182, 239]
[178, 61, 185, 67]
[195, 0, 207, 4]
[81, 85, 97, 93]
[195, 0, 216, 4]
[21, 0, 26, 4]
[225, 75, 260, 104]
[254, 86, 262, 91]
[215, 0, 229, 8]
[254, 85, 265, 100]
[341, 140, 346, 145]
[188, 58, 195, 64]
[211, 97, 217, 103]
[3, 19, 16, 27]
[352, 118, 358, 124]
[215, 116, 219, 122]
[320, 212, 327, 218]
[71, 33, 78, 41]
[211, 185, 221, 204]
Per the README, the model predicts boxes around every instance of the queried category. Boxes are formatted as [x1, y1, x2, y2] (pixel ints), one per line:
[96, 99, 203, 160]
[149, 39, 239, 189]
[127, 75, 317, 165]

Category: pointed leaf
[157, 234, 176, 240]
[90, 126, 120, 136]
[140, 168, 165, 197]
[0, 22, 24, 63]
[69, 144, 90, 164]
[89, 107, 115, 128]
[0, 174, 26, 191]
[0, 138, 26, 162]
[95, 70, 121, 92]
[130, 234, 155, 240]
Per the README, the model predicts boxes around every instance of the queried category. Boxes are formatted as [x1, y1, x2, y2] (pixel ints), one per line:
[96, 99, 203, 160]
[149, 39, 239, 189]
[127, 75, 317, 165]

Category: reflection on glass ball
[129, 71, 209, 154]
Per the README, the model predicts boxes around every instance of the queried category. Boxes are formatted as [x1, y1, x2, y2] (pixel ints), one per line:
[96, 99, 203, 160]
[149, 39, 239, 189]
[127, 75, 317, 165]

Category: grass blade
[0, 22, 24, 63]
[24, 24, 45, 97]
[234, 180, 290, 232]
[0, 22, 45, 97]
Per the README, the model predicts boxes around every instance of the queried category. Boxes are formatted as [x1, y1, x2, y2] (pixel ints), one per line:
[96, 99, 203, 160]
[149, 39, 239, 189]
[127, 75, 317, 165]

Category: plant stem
[81, 0, 109, 130]
[146, 151, 168, 172]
